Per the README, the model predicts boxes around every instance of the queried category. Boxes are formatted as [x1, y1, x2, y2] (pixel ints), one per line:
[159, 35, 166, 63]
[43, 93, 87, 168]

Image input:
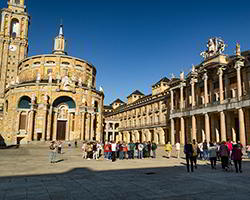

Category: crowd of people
[82, 141, 158, 162]
[49, 138, 247, 174]
[184, 139, 244, 173]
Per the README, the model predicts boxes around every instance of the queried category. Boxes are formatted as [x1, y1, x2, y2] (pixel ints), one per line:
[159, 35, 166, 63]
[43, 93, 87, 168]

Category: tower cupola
[53, 24, 67, 55]
[8, 0, 26, 12]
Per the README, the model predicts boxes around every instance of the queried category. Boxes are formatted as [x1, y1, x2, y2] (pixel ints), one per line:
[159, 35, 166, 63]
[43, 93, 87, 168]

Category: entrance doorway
[57, 121, 66, 140]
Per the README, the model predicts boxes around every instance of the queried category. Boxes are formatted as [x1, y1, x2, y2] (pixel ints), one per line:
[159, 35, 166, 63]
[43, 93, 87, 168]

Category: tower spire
[53, 23, 67, 55]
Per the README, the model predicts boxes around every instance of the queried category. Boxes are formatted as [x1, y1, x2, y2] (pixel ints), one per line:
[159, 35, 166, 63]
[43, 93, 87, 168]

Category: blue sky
[1, 0, 250, 105]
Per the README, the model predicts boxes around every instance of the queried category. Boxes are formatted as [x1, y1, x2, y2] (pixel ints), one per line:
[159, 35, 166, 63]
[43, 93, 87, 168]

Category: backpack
[50, 144, 55, 150]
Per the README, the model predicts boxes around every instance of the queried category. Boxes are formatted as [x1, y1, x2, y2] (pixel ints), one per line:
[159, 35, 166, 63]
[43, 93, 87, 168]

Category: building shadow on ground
[0, 160, 250, 200]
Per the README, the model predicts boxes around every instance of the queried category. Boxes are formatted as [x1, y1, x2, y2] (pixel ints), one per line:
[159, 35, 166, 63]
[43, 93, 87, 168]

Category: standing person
[131, 141, 136, 159]
[81, 142, 87, 159]
[143, 142, 148, 158]
[135, 141, 139, 159]
[208, 142, 217, 169]
[57, 141, 62, 154]
[198, 142, 204, 160]
[231, 143, 243, 173]
[74, 140, 78, 148]
[138, 142, 144, 159]
[184, 142, 194, 172]
[164, 142, 172, 158]
[96, 142, 102, 160]
[203, 140, 208, 160]
[226, 139, 233, 164]
[151, 142, 157, 158]
[192, 139, 198, 169]
[49, 141, 57, 163]
[123, 143, 128, 159]
[104, 142, 109, 160]
[107, 142, 112, 160]
[147, 141, 152, 158]
[119, 142, 124, 160]
[219, 141, 229, 171]
[128, 141, 132, 159]
[111, 141, 117, 162]
[175, 142, 180, 159]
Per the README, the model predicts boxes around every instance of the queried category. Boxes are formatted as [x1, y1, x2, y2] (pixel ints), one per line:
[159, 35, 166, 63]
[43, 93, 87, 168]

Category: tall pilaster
[192, 115, 197, 141]
[203, 73, 209, 106]
[191, 79, 196, 107]
[235, 60, 244, 100]
[170, 89, 174, 111]
[80, 112, 85, 140]
[205, 113, 210, 142]
[52, 112, 58, 141]
[218, 68, 224, 104]
[171, 118, 175, 145]
[180, 86, 184, 110]
[180, 117, 185, 144]
[238, 108, 246, 146]
[220, 111, 226, 141]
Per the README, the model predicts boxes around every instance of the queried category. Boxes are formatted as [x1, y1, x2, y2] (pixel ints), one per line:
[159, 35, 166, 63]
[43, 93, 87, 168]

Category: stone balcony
[170, 95, 250, 119]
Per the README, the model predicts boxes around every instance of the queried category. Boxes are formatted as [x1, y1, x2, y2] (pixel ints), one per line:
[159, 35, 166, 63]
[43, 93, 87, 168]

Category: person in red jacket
[231, 143, 243, 173]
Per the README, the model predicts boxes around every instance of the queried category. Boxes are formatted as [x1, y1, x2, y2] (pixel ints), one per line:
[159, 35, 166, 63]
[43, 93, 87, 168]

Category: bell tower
[0, 0, 30, 97]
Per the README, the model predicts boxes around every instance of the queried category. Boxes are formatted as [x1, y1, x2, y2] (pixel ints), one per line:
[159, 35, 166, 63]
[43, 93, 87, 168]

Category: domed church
[0, 0, 104, 145]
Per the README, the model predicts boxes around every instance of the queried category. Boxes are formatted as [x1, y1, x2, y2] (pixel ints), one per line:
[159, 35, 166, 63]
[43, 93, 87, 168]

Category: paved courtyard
[0, 143, 250, 200]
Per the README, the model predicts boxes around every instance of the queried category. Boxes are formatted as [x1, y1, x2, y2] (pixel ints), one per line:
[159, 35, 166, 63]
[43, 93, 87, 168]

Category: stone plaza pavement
[0, 143, 250, 200]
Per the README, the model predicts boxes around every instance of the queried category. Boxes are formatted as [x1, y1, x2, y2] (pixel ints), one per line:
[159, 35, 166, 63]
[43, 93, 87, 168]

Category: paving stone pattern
[0, 144, 250, 200]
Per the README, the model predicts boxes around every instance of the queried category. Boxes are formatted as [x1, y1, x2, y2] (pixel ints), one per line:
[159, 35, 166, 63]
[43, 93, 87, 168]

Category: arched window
[15, 0, 20, 4]
[53, 96, 76, 109]
[10, 18, 20, 38]
[94, 101, 99, 112]
[18, 96, 31, 109]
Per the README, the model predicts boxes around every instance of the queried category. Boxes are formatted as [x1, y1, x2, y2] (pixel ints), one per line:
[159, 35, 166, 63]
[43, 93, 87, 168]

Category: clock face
[9, 45, 17, 52]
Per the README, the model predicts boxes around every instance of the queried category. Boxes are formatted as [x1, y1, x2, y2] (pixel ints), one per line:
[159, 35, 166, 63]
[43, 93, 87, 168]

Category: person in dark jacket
[231, 143, 243, 173]
[184, 142, 194, 172]
[219, 141, 229, 171]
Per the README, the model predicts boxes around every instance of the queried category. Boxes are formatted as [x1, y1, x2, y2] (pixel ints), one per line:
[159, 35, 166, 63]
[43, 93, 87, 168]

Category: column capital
[235, 60, 244, 70]
[217, 67, 224, 76]
[202, 72, 208, 81]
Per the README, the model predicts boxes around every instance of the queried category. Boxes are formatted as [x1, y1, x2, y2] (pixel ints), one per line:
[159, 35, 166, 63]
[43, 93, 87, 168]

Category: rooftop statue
[200, 38, 226, 59]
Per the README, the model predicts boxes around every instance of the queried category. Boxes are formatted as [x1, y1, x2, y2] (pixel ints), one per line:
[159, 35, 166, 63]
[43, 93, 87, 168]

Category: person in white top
[111, 141, 117, 162]
[176, 142, 180, 159]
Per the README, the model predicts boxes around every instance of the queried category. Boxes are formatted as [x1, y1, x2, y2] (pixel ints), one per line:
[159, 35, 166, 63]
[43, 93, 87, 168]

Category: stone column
[85, 114, 90, 141]
[171, 118, 175, 145]
[46, 108, 52, 140]
[205, 113, 210, 142]
[218, 68, 224, 104]
[191, 79, 196, 107]
[28, 110, 34, 142]
[235, 61, 244, 100]
[52, 112, 58, 141]
[170, 89, 174, 111]
[191, 115, 197, 141]
[203, 73, 209, 106]
[180, 117, 185, 145]
[220, 111, 226, 142]
[80, 112, 85, 140]
[41, 107, 47, 141]
[238, 108, 246, 146]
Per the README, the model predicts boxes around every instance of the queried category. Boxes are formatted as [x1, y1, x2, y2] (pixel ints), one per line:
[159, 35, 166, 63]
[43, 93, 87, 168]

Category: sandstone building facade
[104, 38, 250, 147]
[0, 0, 104, 145]
[104, 81, 171, 144]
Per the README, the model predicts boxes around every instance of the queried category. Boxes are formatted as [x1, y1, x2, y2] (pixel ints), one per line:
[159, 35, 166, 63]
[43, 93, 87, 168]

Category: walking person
[111, 141, 117, 162]
[81, 142, 87, 159]
[208, 142, 217, 169]
[164, 142, 172, 158]
[220, 141, 229, 171]
[184, 142, 194, 172]
[175, 142, 180, 159]
[231, 142, 243, 173]
[192, 139, 198, 169]
[151, 142, 157, 158]
[49, 141, 57, 163]
[203, 140, 208, 160]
